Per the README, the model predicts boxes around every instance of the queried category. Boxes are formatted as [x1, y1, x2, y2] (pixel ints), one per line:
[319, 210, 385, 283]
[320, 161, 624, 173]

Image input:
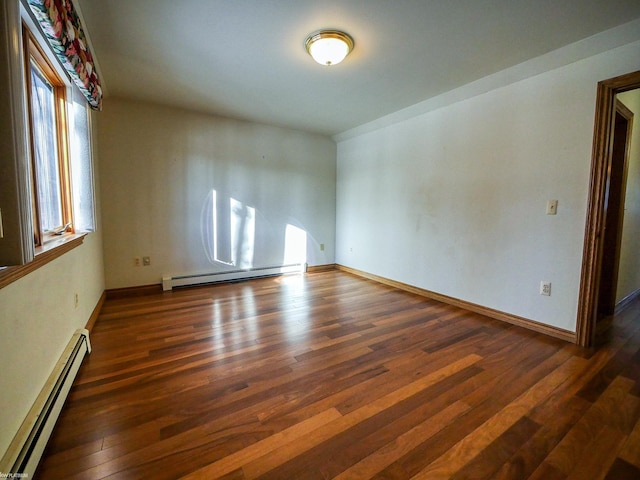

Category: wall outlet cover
[540, 281, 552, 296]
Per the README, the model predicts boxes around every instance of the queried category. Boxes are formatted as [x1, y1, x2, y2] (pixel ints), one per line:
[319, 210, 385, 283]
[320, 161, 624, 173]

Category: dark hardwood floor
[36, 270, 640, 479]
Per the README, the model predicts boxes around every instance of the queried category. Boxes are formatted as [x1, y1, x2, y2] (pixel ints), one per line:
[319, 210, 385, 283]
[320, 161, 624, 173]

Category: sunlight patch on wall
[202, 190, 255, 268]
[230, 198, 255, 269]
[284, 224, 307, 266]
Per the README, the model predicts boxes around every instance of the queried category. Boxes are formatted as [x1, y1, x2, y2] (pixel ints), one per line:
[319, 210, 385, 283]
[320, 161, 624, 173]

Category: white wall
[0, 234, 104, 457]
[0, 106, 105, 457]
[99, 99, 336, 289]
[617, 89, 640, 303]
[336, 40, 640, 332]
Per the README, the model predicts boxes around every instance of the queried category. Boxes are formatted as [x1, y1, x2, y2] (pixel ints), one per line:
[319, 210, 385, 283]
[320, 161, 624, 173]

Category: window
[30, 63, 63, 231]
[68, 86, 96, 233]
[23, 27, 71, 246]
[22, 25, 95, 248]
[0, 7, 96, 280]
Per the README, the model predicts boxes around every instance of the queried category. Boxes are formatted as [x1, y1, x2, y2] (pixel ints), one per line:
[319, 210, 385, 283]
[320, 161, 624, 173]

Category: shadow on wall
[200, 189, 307, 270]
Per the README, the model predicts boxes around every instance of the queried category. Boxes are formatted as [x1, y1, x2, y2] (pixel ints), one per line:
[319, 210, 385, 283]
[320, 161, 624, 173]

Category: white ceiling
[77, 0, 640, 137]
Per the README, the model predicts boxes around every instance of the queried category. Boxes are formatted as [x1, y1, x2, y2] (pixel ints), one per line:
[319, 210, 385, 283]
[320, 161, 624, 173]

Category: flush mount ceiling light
[305, 30, 354, 66]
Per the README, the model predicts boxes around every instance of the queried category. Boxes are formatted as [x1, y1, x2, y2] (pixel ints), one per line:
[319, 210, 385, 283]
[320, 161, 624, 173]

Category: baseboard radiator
[0, 329, 91, 477]
[162, 263, 307, 291]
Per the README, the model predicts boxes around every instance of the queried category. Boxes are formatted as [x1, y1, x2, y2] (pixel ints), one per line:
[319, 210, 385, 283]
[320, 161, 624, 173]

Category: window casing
[23, 26, 74, 246]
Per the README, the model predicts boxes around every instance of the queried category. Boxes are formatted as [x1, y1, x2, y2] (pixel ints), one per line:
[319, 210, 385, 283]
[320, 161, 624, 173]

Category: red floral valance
[27, 0, 102, 110]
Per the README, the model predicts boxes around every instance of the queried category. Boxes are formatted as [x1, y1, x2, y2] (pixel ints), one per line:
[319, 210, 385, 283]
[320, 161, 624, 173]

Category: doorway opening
[577, 70, 640, 347]
[596, 101, 633, 322]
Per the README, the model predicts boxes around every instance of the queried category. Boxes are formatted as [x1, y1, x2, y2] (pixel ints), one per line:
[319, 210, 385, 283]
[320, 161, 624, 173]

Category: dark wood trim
[0, 233, 85, 289]
[84, 290, 106, 333]
[306, 264, 337, 273]
[615, 288, 640, 316]
[576, 70, 640, 347]
[105, 283, 164, 299]
[337, 264, 576, 343]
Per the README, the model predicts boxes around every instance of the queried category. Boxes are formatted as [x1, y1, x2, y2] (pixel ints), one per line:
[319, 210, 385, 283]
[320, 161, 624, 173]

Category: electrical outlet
[143, 256, 151, 266]
[320, 243, 325, 251]
[134, 257, 141, 267]
[540, 281, 552, 296]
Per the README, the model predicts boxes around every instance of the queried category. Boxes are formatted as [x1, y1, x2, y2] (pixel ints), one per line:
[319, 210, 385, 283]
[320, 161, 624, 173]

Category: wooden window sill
[0, 233, 86, 290]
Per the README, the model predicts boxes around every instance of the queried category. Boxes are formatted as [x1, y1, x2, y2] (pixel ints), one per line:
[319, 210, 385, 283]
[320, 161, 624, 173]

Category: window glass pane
[29, 60, 63, 232]
[69, 86, 95, 232]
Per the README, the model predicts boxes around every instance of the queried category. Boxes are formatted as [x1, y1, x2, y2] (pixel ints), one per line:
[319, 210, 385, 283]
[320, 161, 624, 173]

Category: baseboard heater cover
[162, 263, 307, 291]
[0, 329, 91, 477]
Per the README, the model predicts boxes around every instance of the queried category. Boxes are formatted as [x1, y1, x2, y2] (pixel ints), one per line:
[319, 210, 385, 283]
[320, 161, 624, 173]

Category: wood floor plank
[619, 411, 640, 467]
[408, 353, 579, 479]
[331, 400, 472, 480]
[187, 354, 482, 479]
[449, 415, 541, 480]
[34, 271, 640, 479]
[368, 344, 572, 478]
[179, 408, 342, 480]
[258, 365, 484, 479]
[491, 395, 591, 480]
[564, 425, 626, 480]
[527, 461, 568, 480]
[604, 458, 640, 480]
[544, 375, 635, 475]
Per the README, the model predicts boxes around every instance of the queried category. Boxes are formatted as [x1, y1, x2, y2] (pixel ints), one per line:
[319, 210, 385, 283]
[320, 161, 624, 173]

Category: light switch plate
[546, 200, 558, 215]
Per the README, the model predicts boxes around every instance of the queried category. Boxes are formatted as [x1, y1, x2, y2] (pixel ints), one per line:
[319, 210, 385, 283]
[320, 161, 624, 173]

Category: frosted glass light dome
[305, 30, 354, 66]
